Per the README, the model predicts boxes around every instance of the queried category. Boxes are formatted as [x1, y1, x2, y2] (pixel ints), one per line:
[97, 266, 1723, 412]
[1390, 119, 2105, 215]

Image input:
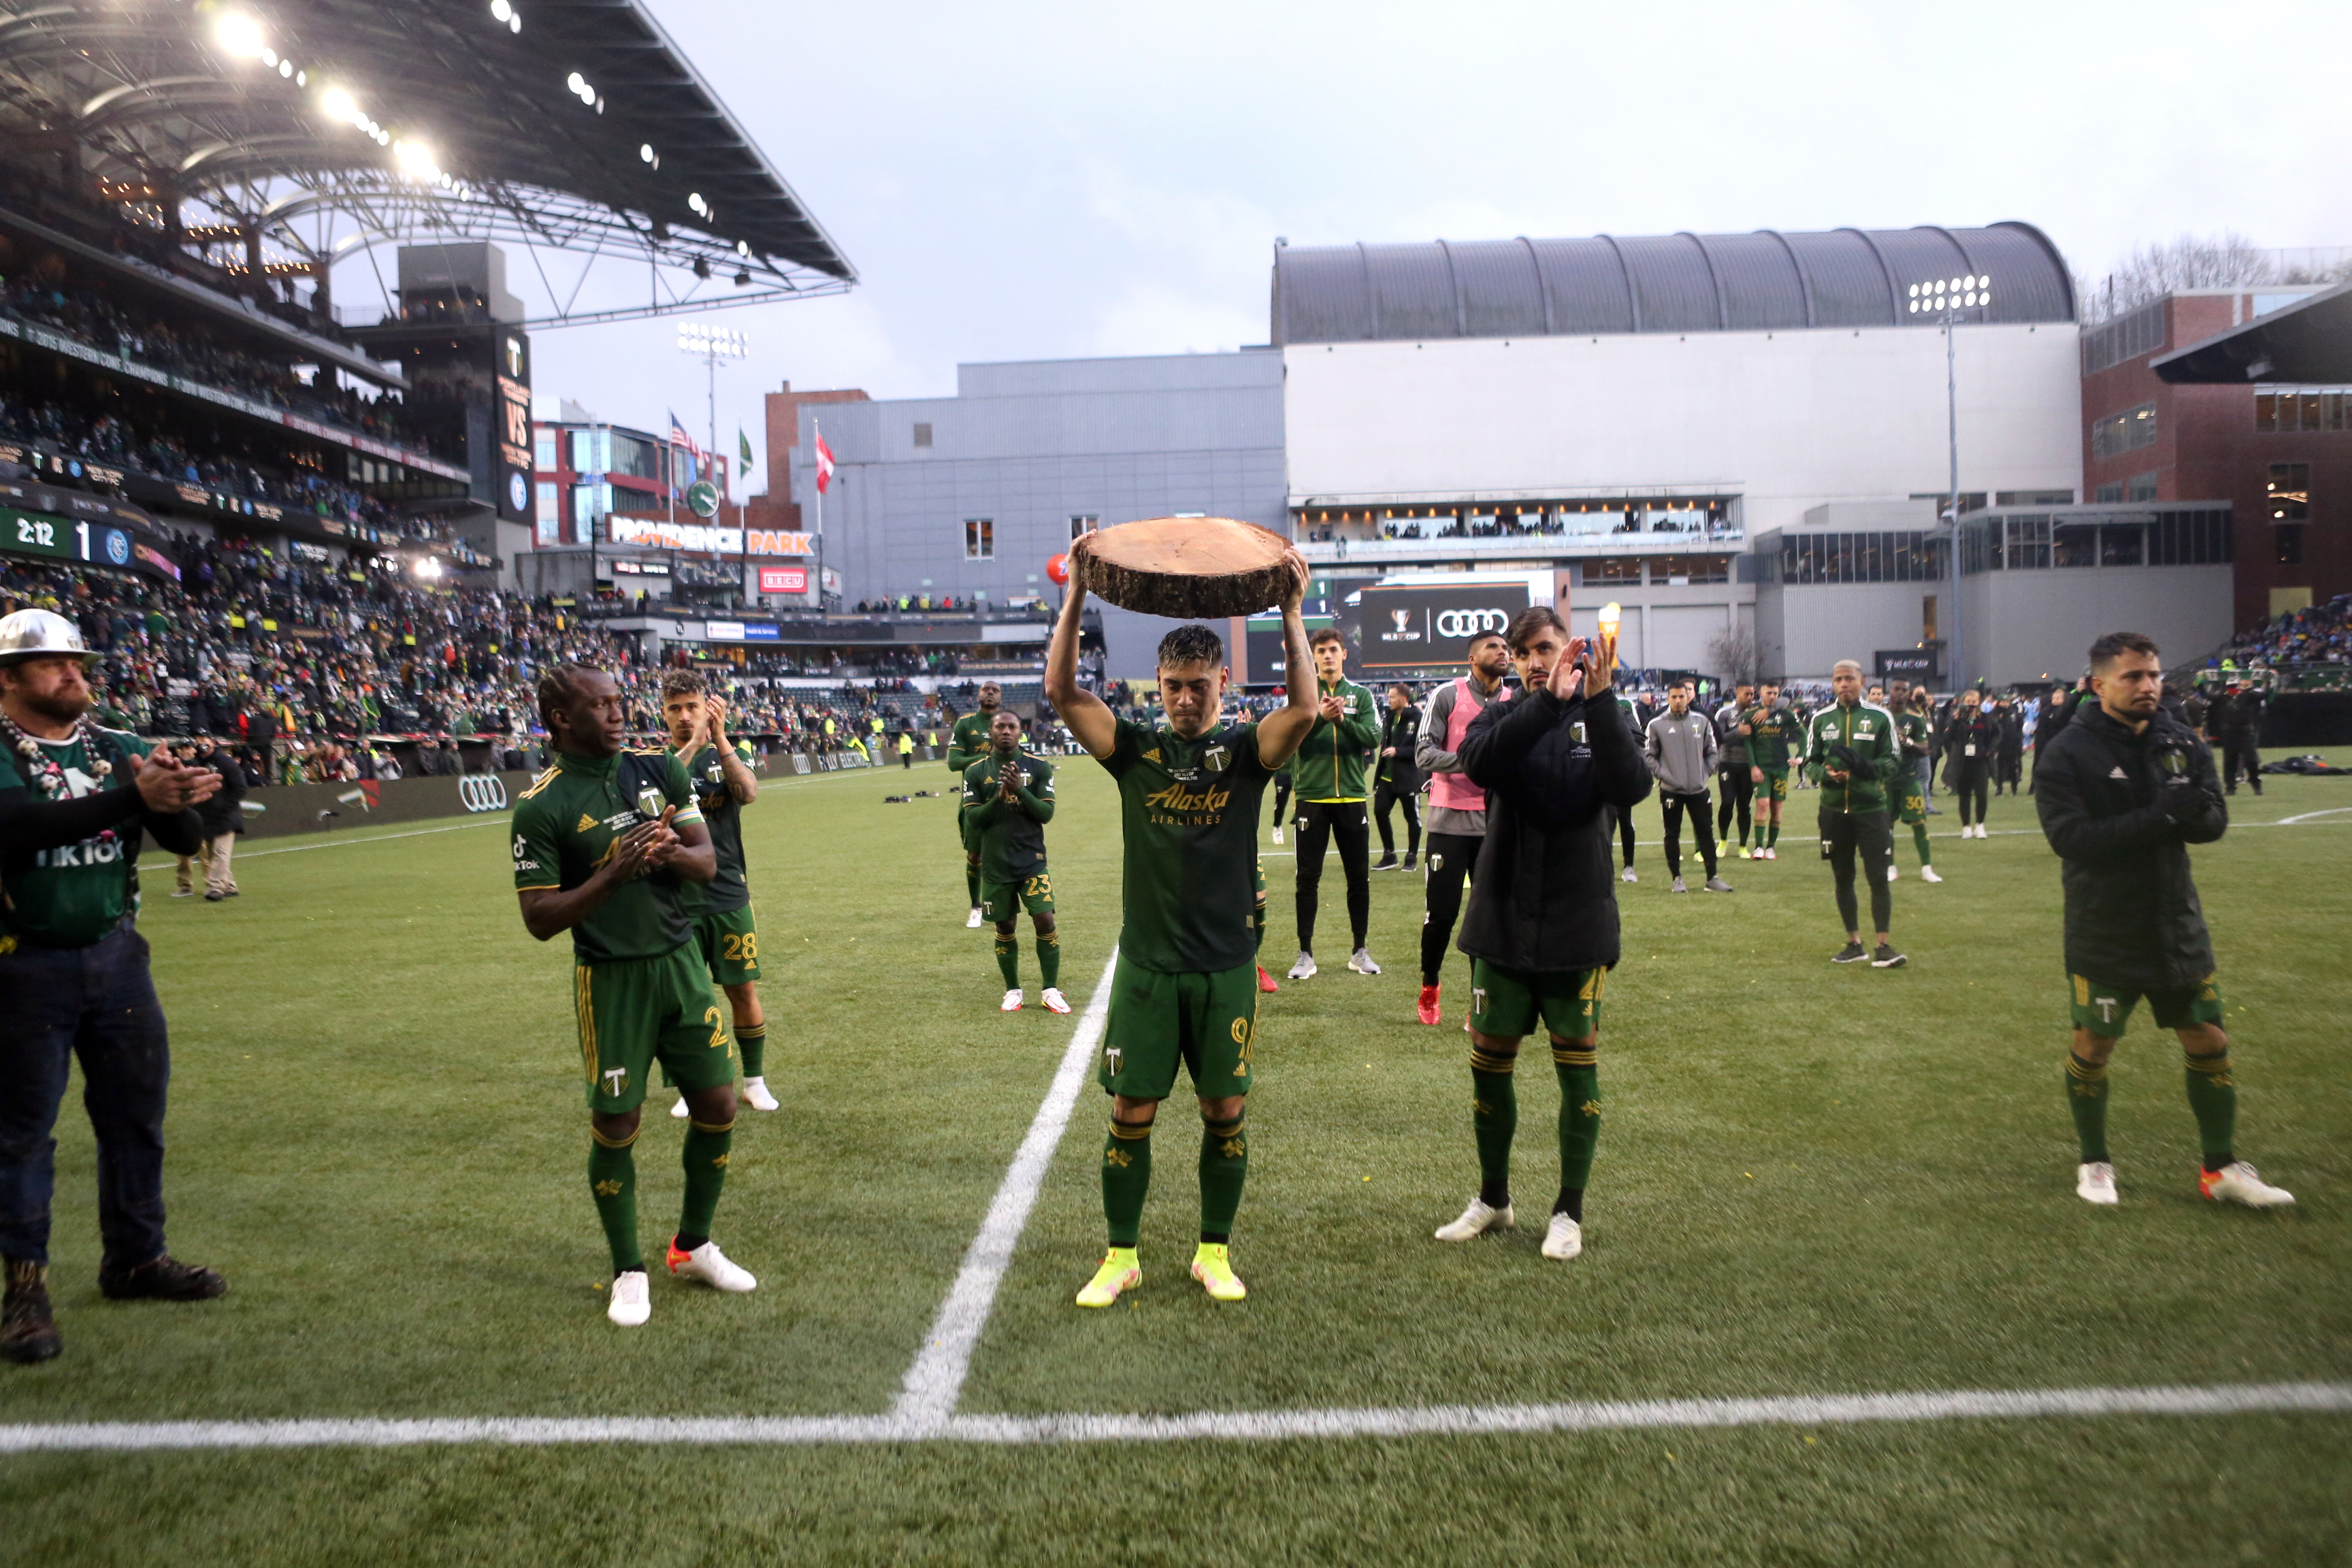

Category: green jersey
[1100, 716, 1277, 974]
[1803, 699, 1903, 815]
[947, 710, 996, 774]
[1745, 704, 1803, 769]
[674, 740, 755, 914]
[1895, 707, 1931, 760]
[510, 748, 706, 962]
[0, 725, 153, 946]
[960, 749, 1056, 882]
[1291, 676, 1379, 800]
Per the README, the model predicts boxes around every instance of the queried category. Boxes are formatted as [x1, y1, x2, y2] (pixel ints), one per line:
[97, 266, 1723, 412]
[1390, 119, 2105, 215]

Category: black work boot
[2, 1256, 61, 1364]
[99, 1254, 228, 1302]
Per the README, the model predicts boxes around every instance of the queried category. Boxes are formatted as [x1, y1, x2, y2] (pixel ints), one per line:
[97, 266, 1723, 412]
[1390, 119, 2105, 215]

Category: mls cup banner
[1341, 583, 1531, 673]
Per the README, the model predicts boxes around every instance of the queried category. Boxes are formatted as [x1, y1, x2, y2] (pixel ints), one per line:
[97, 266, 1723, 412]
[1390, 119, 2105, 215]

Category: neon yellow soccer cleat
[1075, 1247, 1141, 1307]
[1190, 1243, 1247, 1302]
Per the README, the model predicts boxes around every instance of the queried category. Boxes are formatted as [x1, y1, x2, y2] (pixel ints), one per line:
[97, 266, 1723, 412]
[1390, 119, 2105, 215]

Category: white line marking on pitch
[889, 947, 1120, 1434]
[4, 1381, 2344, 1452]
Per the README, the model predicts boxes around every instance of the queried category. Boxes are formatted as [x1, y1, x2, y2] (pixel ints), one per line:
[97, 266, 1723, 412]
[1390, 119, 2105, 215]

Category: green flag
[738, 427, 755, 477]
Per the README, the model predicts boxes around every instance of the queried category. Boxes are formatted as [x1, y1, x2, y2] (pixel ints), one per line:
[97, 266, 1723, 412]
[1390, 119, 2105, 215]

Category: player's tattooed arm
[709, 699, 758, 804]
[1254, 546, 1318, 768]
[1045, 532, 1118, 760]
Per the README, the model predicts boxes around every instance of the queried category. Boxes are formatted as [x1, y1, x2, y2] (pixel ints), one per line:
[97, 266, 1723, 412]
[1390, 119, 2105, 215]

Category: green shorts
[1895, 781, 1927, 827]
[1099, 956, 1256, 1100]
[1469, 958, 1605, 1042]
[693, 904, 762, 985]
[2071, 971, 2225, 1039]
[982, 870, 1055, 923]
[958, 804, 979, 856]
[573, 946, 736, 1113]
[1756, 767, 1789, 803]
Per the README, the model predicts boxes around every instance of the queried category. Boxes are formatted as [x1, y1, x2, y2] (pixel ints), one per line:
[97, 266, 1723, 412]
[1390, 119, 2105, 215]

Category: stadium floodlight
[490, 0, 512, 19]
[213, 11, 265, 59]
[393, 139, 441, 184]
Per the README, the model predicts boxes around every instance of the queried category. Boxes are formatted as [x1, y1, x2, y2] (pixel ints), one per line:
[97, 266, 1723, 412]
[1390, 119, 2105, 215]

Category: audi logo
[1435, 608, 1510, 639]
[459, 774, 510, 813]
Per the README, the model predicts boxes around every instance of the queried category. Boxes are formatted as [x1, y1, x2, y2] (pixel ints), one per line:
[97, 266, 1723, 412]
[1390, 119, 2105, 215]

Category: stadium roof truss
[0, 0, 856, 331]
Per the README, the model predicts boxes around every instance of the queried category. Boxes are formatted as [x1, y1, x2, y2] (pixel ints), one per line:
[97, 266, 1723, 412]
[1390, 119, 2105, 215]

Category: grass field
[3, 749, 2349, 1565]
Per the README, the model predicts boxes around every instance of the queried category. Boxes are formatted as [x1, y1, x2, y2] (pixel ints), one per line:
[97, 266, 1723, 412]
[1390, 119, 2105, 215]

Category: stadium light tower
[1908, 274, 1991, 689]
[678, 321, 748, 600]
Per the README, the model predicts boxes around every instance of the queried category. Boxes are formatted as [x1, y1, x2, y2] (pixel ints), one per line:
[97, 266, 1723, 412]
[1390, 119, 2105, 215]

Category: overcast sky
[510, 0, 2351, 497]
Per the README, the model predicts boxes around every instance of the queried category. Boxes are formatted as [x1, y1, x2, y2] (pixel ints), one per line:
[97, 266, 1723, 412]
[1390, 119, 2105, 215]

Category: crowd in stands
[848, 593, 1051, 619]
[2210, 594, 2352, 670]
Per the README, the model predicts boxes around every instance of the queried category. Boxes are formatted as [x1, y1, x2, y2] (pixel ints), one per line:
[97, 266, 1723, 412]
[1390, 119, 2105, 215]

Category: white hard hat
[0, 608, 95, 666]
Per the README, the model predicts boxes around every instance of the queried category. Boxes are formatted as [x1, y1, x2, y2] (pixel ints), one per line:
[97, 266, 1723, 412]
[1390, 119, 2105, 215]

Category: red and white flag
[814, 429, 836, 493]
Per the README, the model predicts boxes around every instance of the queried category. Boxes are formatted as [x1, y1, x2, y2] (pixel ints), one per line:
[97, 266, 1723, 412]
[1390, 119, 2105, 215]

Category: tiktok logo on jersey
[34, 837, 123, 869]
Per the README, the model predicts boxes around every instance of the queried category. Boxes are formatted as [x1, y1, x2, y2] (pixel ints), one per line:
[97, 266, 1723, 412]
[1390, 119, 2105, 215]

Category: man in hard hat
[0, 609, 225, 1365]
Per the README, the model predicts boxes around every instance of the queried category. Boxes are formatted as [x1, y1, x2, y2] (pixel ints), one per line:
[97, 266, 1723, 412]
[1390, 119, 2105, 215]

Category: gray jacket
[1644, 708, 1718, 795]
[1415, 674, 1510, 836]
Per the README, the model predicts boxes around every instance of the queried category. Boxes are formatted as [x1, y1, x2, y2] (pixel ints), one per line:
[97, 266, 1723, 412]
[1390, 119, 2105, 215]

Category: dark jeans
[1819, 809, 1893, 936]
[0, 921, 173, 1270]
[1660, 789, 1717, 877]
[1373, 782, 1421, 858]
[1616, 804, 1636, 867]
[1716, 763, 1754, 843]
[1294, 800, 1371, 953]
[1270, 774, 1293, 829]
[2223, 733, 2262, 792]
[1952, 762, 1991, 826]
[1419, 830, 1482, 985]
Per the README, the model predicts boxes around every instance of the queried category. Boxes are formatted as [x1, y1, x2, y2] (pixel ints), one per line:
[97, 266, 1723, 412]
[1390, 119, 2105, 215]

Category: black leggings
[1953, 763, 1991, 826]
[1820, 808, 1893, 936]
[1271, 773, 1293, 828]
[1374, 783, 1421, 858]
[1419, 831, 1481, 986]
[1294, 800, 1371, 953]
[1716, 763, 1754, 843]
[1660, 789, 1717, 877]
[1616, 804, 1636, 868]
[2223, 733, 2262, 791]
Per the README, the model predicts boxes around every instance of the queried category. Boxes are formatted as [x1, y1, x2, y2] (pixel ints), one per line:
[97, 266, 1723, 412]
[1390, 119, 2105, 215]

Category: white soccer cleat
[2200, 1162, 2295, 1208]
[2076, 1161, 2119, 1205]
[668, 1093, 691, 1120]
[1041, 987, 1072, 1014]
[1921, 865, 1943, 883]
[1433, 1197, 1514, 1241]
[1271, 826, 1284, 845]
[1001, 988, 1024, 1012]
[1288, 951, 1318, 980]
[1348, 948, 1381, 975]
[1541, 1213, 1584, 1260]
[607, 1269, 651, 1326]
[1763, 847, 1778, 860]
[1620, 866, 1638, 883]
[667, 1238, 757, 1292]
[1886, 864, 1899, 882]
[742, 1076, 779, 1112]
[966, 906, 985, 929]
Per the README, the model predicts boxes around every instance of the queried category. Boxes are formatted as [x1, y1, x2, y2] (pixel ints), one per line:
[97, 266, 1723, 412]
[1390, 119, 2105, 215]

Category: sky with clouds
[501, 0, 2351, 497]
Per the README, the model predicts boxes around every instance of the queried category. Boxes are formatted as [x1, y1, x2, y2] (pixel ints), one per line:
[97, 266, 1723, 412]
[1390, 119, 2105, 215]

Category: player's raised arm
[1044, 535, 1117, 760]
[708, 698, 757, 804]
[1252, 546, 1317, 768]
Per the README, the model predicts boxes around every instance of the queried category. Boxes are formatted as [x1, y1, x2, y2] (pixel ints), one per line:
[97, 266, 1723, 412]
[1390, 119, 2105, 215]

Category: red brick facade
[750, 382, 868, 534]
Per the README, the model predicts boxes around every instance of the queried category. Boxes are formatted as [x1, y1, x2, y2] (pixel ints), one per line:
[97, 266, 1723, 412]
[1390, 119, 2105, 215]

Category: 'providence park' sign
[607, 517, 813, 557]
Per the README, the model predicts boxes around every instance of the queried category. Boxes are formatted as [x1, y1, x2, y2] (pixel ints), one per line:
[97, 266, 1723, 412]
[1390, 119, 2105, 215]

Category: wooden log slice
[1081, 517, 1294, 619]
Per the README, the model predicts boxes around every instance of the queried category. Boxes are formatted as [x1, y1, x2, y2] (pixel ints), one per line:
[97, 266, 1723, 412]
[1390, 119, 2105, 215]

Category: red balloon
[1045, 553, 1070, 585]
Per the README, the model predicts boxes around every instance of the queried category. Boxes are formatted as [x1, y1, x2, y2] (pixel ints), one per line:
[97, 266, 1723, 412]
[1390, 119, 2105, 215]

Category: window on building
[2275, 524, 2304, 566]
[1995, 490, 2075, 506]
[2080, 299, 2167, 376]
[1652, 555, 1730, 584]
[2100, 524, 2144, 566]
[2007, 516, 2051, 570]
[964, 518, 994, 559]
[2053, 523, 2098, 568]
[2268, 463, 2310, 520]
[2094, 481, 2123, 503]
[1070, 514, 1098, 541]
[1778, 532, 1947, 585]
[1584, 557, 1646, 585]
[1922, 595, 1938, 642]
[913, 423, 933, 448]
[534, 431, 558, 471]
[2255, 389, 2352, 433]
[534, 484, 561, 545]
[2127, 472, 2159, 502]
[571, 482, 612, 525]
[2089, 402, 2159, 461]
[568, 428, 612, 474]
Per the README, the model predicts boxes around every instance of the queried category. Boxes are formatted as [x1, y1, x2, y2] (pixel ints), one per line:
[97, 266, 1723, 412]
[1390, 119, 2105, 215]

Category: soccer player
[1744, 681, 1801, 859]
[1043, 532, 1318, 1307]
[1286, 628, 1382, 979]
[2035, 631, 2291, 1210]
[1612, 687, 1642, 883]
[1413, 629, 1512, 1026]
[1371, 683, 1422, 871]
[1433, 606, 1651, 1262]
[658, 671, 776, 1120]
[1714, 682, 1755, 857]
[947, 683, 1003, 928]
[510, 664, 755, 1328]
[963, 708, 1066, 1014]
[1803, 659, 1905, 968]
[1882, 683, 1942, 883]
[1643, 679, 1730, 893]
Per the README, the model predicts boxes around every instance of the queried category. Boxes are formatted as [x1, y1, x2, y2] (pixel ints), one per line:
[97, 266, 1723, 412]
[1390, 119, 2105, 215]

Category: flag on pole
[814, 429, 836, 493]
[738, 427, 754, 477]
[667, 410, 698, 456]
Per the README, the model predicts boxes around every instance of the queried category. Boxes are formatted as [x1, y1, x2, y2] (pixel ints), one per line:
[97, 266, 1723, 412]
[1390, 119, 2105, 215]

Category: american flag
[666, 410, 698, 457]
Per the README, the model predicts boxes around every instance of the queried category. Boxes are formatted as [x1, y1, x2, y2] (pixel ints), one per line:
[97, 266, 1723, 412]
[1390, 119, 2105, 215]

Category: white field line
[3, 1381, 2345, 1452]
[888, 947, 1121, 1433]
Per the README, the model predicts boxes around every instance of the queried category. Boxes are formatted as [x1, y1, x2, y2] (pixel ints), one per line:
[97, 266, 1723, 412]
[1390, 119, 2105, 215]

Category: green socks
[1200, 1115, 1249, 1241]
[965, 862, 980, 909]
[2066, 1053, 2111, 1162]
[1102, 1117, 1153, 1247]
[589, 1128, 642, 1274]
[1766, 819, 1781, 849]
[1912, 822, 1933, 866]
[681, 1117, 734, 1243]
[735, 1022, 766, 1079]
[2184, 1050, 2236, 1170]
[1554, 1043, 1601, 1191]
[1037, 930, 1061, 990]
[994, 932, 1021, 988]
[1469, 1043, 1518, 1207]
[1252, 898, 1267, 956]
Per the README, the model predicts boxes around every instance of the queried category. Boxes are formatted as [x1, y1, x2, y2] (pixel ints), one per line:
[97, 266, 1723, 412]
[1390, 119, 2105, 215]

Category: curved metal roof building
[1271, 224, 2073, 346]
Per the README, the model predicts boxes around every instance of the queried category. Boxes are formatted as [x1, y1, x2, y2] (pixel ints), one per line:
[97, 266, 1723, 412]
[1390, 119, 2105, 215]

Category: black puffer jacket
[2034, 702, 2228, 989]
[1456, 684, 1653, 973]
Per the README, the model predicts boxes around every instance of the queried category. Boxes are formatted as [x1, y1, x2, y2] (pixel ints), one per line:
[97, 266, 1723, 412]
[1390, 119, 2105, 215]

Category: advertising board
[1341, 582, 1531, 674]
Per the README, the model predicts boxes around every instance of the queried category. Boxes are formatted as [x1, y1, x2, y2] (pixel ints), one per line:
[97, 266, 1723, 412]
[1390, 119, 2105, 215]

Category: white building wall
[1959, 568, 2233, 688]
[1283, 323, 2082, 534]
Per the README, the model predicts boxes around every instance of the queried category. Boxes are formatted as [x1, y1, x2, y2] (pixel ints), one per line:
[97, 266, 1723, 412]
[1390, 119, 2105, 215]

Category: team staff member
[1413, 630, 1512, 1027]
[1714, 683, 1755, 858]
[1943, 688, 1998, 838]
[1371, 683, 1422, 871]
[2212, 682, 2266, 796]
[1993, 696, 2025, 794]
[1744, 681, 1802, 858]
[2035, 632, 2291, 1210]
[1434, 606, 1651, 1262]
[1643, 679, 1731, 893]
[1286, 628, 1382, 979]
[0, 610, 225, 1366]
[946, 683, 1004, 928]
[1803, 660, 1906, 968]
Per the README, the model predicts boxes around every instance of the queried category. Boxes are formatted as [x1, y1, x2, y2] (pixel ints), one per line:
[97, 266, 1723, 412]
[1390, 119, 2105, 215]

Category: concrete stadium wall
[1959, 566, 2233, 688]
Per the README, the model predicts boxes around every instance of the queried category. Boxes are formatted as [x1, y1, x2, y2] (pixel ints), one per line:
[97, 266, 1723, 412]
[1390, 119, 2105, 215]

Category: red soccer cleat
[1257, 964, 1279, 994]
[1417, 984, 1442, 1026]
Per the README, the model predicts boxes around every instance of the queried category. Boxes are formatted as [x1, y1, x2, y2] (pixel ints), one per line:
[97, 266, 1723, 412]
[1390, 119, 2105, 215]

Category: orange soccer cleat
[1417, 984, 1442, 1026]
[1257, 965, 1279, 994]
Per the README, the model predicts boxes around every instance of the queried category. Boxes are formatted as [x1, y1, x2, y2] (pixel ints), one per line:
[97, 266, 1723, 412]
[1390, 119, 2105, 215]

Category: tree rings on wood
[1079, 517, 1294, 619]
